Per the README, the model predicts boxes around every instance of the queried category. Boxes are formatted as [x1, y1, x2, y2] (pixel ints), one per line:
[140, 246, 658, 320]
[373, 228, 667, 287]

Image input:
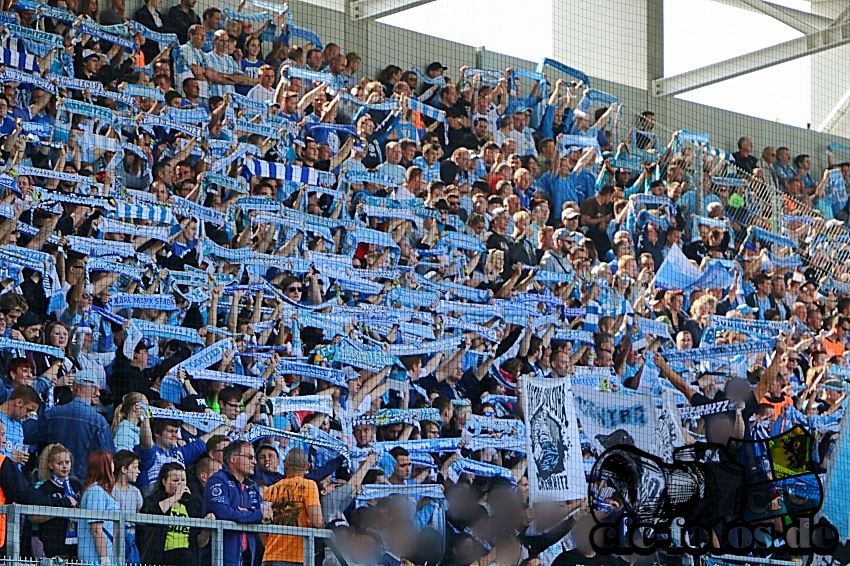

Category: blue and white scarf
[269, 395, 333, 415]
[185, 368, 266, 390]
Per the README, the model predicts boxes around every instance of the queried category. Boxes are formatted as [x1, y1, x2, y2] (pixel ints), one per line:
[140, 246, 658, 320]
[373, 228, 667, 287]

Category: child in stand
[32, 444, 81, 560]
[113, 450, 143, 564]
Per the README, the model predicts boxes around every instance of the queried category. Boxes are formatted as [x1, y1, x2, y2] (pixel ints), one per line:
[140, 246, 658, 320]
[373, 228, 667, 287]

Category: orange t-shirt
[261, 476, 320, 564]
[824, 336, 846, 359]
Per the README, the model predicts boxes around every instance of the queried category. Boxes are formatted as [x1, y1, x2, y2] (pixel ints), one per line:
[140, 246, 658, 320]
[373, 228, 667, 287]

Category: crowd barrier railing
[0, 504, 356, 566]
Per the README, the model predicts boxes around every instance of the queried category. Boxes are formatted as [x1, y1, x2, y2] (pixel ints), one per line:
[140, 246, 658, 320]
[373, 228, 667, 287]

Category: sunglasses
[287, 286, 303, 293]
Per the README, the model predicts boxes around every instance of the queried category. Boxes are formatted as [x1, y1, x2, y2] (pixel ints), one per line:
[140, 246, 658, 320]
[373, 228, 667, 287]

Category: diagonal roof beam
[349, 0, 437, 20]
[710, 0, 832, 30]
[734, 0, 821, 35]
[653, 23, 850, 98]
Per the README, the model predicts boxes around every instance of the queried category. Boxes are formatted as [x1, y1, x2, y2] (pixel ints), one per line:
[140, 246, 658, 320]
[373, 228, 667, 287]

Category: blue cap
[735, 304, 758, 315]
[74, 370, 99, 387]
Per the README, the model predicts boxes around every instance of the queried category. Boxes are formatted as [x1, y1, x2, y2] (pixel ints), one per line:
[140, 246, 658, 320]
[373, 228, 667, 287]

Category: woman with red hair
[77, 450, 118, 566]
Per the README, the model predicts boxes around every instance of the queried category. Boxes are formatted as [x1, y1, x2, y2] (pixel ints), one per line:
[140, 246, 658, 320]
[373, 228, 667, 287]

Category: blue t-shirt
[136, 439, 208, 487]
[238, 58, 265, 96]
[78, 484, 118, 564]
[0, 413, 25, 461]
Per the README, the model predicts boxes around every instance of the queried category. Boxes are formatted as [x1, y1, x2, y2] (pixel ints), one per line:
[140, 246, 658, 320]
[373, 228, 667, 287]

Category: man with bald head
[261, 448, 323, 566]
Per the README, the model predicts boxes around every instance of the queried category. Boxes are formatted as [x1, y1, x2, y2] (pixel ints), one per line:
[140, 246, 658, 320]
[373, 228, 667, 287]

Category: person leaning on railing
[202, 440, 273, 566]
[139, 462, 213, 566]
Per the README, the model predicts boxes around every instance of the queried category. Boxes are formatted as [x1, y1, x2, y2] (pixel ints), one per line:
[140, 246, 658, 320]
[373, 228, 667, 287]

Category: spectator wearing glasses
[203, 440, 272, 566]
[217, 386, 265, 432]
[204, 435, 230, 464]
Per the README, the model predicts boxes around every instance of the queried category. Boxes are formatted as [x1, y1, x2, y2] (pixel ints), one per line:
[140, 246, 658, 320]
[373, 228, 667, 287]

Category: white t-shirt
[247, 84, 274, 103]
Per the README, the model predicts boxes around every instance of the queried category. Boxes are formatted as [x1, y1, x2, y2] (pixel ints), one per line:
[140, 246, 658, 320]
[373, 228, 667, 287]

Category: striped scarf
[222, 7, 270, 22]
[537, 57, 590, 87]
[0, 66, 55, 92]
[78, 21, 137, 50]
[140, 114, 202, 138]
[287, 24, 323, 51]
[128, 21, 177, 45]
[97, 217, 170, 241]
[406, 98, 447, 143]
[241, 158, 336, 187]
[124, 83, 164, 102]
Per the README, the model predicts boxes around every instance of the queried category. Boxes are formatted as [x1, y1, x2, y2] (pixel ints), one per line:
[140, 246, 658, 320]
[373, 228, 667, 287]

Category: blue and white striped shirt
[207, 52, 239, 99]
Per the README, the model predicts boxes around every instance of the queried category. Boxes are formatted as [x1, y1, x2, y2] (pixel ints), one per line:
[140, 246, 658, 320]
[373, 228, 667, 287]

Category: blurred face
[162, 469, 187, 496]
[551, 351, 569, 375]
[532, 204, 549, 224]
[260, 67, 274, 89]
[595, 350, 614, 367]
[441, 86, 458, 105]
[151, 183, 169, 202]
[676, 331, 693, 349]
[284, 280, 303, 301]
[353, 424, 373, 447]
[809, 311, 823, 330]
[184, 78, 200, 98]
[121, 459, 141, 482]
[221, 397, 242, 419]
[391, 455, 411, 481]
[22, 324, 42, 342]
[668, 293, 684, 312]
[158, 425, 180, 448]
[229, 446, 256, 477]
[49, 325, 68, 348]
[422, 422, 440, 439]
[49, 451, 72, 479]
[257, 448, 279, 473]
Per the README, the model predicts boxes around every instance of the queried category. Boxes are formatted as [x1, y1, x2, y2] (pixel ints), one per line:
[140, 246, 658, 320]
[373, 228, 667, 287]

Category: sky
[378, 0, 820, 129]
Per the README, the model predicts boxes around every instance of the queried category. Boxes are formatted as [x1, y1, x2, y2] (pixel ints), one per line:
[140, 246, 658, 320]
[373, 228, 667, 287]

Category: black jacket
[139, 490, 203, 566]
[132, 6, 169, 65]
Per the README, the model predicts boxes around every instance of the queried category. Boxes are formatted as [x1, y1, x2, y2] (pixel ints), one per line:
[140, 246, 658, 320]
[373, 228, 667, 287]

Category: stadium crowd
[0, 0, 848, 565]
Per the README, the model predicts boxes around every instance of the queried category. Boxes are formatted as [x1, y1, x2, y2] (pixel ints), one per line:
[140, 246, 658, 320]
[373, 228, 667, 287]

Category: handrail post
[116, 516, 126, 566]
[304, 531, 315, 566]
[211, 524, 224, 566]
[6, 505, 20, 565]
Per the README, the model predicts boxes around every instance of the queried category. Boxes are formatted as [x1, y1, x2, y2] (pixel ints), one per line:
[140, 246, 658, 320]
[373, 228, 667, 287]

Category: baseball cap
[82, 49, 101, 61]
[74, 370, 99, 387]
[553, 228, 572, 242]
[14, 311, 41, 329]
[179, 394, 208, 412]
[491, 207, 508, 219]
[735, 304, 758, 315]
[326, 518, 351, 532]
[426, 61, 447, 73]
[342, 366, 362, 382]
[134, 338, 154, 352]
[564, 209, 580, 220]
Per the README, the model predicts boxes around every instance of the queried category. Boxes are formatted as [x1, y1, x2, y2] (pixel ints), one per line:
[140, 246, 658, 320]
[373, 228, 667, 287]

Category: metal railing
[0, 505, 355, 566]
